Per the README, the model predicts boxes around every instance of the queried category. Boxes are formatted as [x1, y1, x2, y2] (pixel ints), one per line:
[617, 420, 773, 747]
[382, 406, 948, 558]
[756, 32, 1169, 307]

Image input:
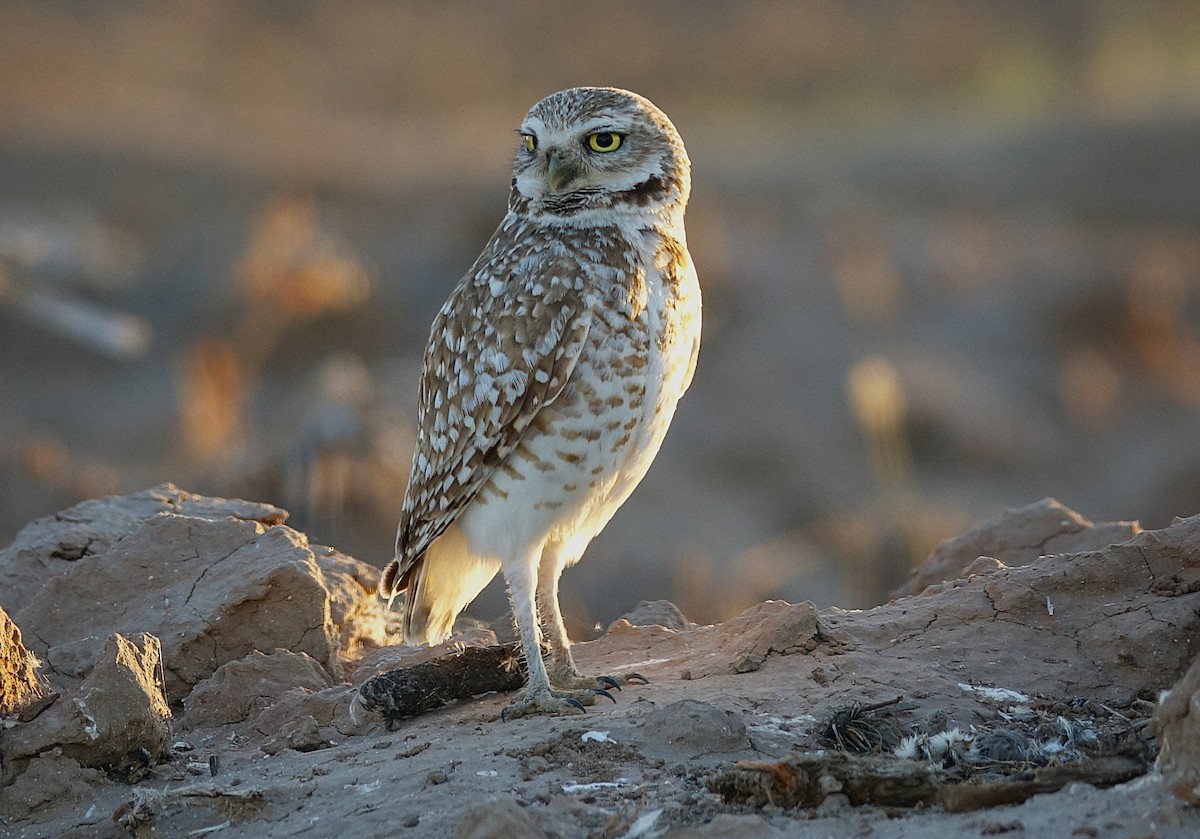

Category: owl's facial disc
[510, 87, 689, 219]
[518, 121, 628, 195]
[515, 120, 655, 199]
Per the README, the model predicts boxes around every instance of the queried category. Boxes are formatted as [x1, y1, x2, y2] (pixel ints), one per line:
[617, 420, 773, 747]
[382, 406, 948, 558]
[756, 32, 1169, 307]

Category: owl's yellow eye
[587, 132, 622, 153]
[522, 134, 537, 153]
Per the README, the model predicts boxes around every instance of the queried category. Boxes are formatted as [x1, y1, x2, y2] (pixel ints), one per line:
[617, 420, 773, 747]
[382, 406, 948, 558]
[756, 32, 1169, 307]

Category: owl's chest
[464, 232, 698, 545]
[541, 240, 697, 468]
[579, 232, 696, 392]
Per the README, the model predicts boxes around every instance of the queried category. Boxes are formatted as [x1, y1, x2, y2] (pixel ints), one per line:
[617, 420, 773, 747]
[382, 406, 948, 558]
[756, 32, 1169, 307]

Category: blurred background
[2, 1, 1200, 627]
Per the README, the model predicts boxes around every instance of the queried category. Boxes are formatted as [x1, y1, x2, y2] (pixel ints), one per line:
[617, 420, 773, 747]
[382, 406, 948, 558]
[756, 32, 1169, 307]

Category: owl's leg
[537, 545, 648, 693]
[536, 552, 585, 688]
[501, 548, 602, 720]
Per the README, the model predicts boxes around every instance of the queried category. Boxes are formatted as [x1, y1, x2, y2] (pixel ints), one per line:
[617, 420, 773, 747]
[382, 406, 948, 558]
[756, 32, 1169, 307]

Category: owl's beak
[545, 151, 580, 193]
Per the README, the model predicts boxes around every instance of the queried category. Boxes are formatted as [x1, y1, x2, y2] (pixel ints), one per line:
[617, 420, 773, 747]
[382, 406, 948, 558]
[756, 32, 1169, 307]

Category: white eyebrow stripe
[520, 116, 548, 134]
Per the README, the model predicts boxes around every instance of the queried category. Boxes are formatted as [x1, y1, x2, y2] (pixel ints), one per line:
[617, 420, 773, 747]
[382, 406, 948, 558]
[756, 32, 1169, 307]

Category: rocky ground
[2, 485, 1199, 838]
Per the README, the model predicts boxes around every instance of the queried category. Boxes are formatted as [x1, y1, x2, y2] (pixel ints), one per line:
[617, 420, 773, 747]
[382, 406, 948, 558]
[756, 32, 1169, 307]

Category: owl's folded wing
[381, 273, 591, 599]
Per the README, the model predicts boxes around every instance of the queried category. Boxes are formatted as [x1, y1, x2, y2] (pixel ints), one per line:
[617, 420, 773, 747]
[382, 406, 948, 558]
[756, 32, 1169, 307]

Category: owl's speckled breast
[460, 223, 699, 562]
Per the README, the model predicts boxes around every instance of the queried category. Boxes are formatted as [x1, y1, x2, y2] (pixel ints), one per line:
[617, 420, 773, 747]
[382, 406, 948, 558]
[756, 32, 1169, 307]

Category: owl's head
[510, 87, 690, 224]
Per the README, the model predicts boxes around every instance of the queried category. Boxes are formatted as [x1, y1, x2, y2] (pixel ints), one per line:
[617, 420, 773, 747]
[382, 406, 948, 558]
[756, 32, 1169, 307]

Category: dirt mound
[1, 488, 1197, 837]
[0, 605, 46, 717]
[2, 483, 386, 704]
[0, 483, 288, 615]
[2, 633, 171, 786]
[891, 497, 1142, 597]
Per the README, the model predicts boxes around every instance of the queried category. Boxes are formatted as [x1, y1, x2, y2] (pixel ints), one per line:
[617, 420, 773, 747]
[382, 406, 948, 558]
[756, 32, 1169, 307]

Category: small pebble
[815, 793, 850, 816]
[734, 655, 762, 673]
[401, 814, 420, 828]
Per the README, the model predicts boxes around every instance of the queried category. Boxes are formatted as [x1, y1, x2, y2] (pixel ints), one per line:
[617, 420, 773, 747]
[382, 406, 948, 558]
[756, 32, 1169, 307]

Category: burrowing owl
[380, 87, 700, 718]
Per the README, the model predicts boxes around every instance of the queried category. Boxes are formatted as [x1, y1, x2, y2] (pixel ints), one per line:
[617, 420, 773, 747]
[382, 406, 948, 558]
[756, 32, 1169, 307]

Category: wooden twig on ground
[706, 751, 1148, 812]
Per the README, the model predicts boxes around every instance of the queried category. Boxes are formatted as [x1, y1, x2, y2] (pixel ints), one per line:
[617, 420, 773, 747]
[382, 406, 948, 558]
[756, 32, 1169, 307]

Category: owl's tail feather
[380, 523, 500, 646]
[379, 558, 405, 609]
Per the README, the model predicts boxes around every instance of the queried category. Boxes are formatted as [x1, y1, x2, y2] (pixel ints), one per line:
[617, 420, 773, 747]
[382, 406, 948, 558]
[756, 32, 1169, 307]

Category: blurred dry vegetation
[2, 1, 1200, 626]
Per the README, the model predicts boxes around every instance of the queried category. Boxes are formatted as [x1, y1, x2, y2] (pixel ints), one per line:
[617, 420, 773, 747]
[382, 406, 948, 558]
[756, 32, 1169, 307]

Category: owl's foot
[550, 669, 650, 692]
[500, 686, 615, 721]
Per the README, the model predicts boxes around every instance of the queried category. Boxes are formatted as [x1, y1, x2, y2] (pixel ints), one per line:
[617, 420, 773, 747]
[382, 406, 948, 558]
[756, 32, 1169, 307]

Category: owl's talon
[597, 675, 621, 691]
[593, 688, 616, 704]
[502, 689, 594, 720]
[626, 672, 649, 685]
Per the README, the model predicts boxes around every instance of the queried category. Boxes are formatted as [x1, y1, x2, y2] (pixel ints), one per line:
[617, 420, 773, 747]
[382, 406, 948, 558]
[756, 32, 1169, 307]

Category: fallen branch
[936, 756, 1147, 812]
[706, 751, 1148, 812]
[707, 752, 944, 809]
[113, 782, 266, 834]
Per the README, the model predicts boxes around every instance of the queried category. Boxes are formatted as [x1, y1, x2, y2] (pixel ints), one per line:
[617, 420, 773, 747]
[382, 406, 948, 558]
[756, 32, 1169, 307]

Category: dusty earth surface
[2, 485, 1199, 838]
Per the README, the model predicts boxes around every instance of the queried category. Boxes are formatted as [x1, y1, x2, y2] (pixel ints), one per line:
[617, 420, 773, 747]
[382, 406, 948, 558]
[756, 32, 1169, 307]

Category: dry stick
[707, 751, 1148, 812]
